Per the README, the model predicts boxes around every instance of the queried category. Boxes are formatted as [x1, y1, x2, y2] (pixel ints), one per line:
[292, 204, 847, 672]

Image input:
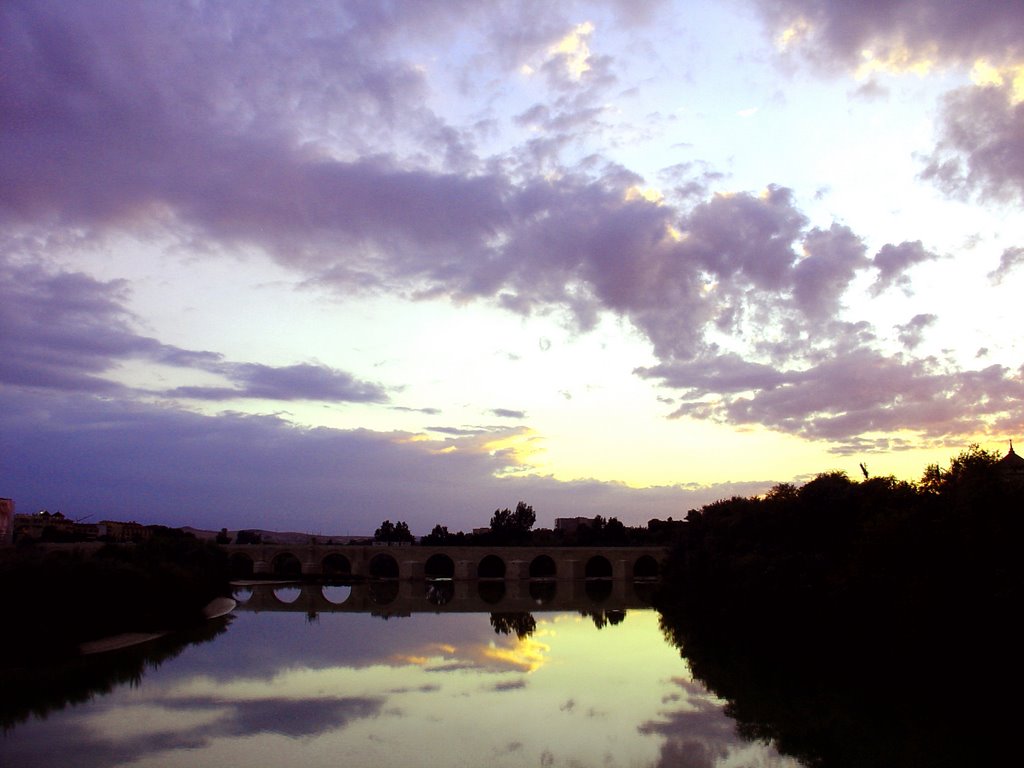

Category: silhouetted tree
[489, 501, 536, 544]
[374, 520, 395, 542]
[393, 520, 413, 542]
[422, 524, 451, 545]
[375, 519, 414, 543]
[235, 530, 262, 545]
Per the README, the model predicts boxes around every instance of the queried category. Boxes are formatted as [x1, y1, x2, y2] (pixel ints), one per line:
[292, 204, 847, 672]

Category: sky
[3, 0, 1024, 535]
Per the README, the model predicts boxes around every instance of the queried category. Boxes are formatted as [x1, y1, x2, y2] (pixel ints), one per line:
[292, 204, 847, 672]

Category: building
[98, 520, 149, 543]
[996, 441, 1024, 485]
[554, 517, 598, 535]
[0, 498, 13, 545]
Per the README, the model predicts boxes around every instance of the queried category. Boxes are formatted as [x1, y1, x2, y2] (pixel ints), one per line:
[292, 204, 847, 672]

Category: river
[1, 580, 799, 768]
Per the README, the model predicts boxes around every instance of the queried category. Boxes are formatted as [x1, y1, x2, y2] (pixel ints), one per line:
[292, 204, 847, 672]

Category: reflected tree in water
[579, 609, 625, 630]
[0, 617, 231, 730]
[489, 612, 536, 640]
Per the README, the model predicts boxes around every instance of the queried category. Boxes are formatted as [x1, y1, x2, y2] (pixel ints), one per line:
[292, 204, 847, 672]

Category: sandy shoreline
[79, 632, 167, 655]
[78, 597, 237, 655]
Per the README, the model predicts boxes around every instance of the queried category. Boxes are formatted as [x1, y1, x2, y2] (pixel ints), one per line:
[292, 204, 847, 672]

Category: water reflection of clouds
[3, 610, 799, 768]
[638, 677, 801, 768]
[389, 618, 554, 674]
[2, 695, 384, 768]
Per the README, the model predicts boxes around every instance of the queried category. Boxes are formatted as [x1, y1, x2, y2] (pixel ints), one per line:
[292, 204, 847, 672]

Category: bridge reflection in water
[233, 576, 659, 616]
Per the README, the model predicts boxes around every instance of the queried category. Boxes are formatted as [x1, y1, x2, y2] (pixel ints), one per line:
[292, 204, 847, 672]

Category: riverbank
[0, 527, 232, 664]
[654, 446, 1023, 767]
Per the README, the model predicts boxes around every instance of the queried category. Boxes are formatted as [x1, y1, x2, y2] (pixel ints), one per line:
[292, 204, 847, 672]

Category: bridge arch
[271, 551, 303, 578]
[479, 580, 506, 604]
[584, 555, 612, 579]
[272, 585, 302, 604]
[529, 554, 557, 578]
[425, 553, 455, 579]
[529, 579, 557, 605]
[478, 554, 506, 579]
[321, 584, 353, 605]
[368, 580, 399, 605]
[322, 553, 352, 579]
[369, 552, 399, 579]
[633, 554, 659, 579]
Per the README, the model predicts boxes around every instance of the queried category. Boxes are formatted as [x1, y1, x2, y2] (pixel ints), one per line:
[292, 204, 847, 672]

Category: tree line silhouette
[654, 446, 1023, 767]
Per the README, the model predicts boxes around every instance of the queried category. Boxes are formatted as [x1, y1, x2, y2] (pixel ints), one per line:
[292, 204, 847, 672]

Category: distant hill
[181, 527, 364, 545]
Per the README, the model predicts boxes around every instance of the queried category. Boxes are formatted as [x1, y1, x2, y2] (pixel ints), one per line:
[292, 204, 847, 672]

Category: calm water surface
[2, 582, 800, 767]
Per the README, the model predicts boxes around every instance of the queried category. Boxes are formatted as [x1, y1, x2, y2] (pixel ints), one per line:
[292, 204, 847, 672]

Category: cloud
[640, 347, 1024, 448]
[758, 1, 1024, 71]
[0, 253, 387, 404]
[491, 408, 527, 419]
[895, 314, 938, 350]
[755, 3, 1024, 209]
[921, 82, 1024, 205]
[989, 245, 1024, 283]
[638, 676, 762, 768]
[0, 387, 764, 532]
[2, 0, 1017, 463]
[871, 241, 940, 296]
[167, 363, 387, 404]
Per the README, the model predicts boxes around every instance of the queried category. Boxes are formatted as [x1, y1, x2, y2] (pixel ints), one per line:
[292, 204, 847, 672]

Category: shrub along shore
[654, 446, 1023, 768]
[0, 526, 231, 664]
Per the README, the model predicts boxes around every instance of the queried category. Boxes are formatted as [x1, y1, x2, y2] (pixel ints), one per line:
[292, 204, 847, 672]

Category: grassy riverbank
[0, 527, 231, 663]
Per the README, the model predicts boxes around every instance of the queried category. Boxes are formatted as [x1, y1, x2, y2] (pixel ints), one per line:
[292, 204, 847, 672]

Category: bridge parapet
[224, 544, 668, 581]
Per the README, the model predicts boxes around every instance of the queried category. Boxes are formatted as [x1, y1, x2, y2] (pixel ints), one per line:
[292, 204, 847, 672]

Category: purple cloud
[0, 387, 768, 532]
[871, 241, 940, 296]
[0, 253, 386, 404]
[491, 408, 527, 419]
[895, 313, 937, 350]
[753, 3, 1024, 209]
[640, 347, 1024, 449]
[921, 83, 1024, 205]
[2, 0, 1017, 460]
[989, 245, 1024, 284]
[756, 1, 1024, 69]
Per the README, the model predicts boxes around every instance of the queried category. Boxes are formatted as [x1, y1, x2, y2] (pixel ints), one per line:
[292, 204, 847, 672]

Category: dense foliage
[1, 527, 231, 663]
[655, 447, 1023, 767]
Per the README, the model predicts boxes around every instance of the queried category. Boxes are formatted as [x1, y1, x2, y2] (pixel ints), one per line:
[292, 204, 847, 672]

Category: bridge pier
[562, 559, 582, 580]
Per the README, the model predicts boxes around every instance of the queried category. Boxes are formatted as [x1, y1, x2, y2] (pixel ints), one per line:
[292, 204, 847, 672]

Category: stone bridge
[225, 543, 667, 582]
